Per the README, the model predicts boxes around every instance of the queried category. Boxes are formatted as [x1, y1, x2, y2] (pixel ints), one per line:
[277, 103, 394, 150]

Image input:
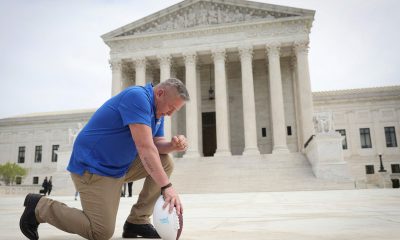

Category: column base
[272, 145, 290, 154]
[242, 147, 260, 156]
[214, 149, 232, 157]
[183, 151, 201, 158]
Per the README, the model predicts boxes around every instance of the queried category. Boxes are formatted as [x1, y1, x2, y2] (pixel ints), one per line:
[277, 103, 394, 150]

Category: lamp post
[378, 153, 387, 172]
[208, 65, 214, 100]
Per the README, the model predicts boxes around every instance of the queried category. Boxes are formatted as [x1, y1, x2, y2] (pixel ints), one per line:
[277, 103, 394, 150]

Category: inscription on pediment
[118, 1, 299, 37]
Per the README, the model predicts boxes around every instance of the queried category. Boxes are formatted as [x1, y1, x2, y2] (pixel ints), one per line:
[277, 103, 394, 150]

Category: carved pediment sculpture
[117, 1, 300, 37]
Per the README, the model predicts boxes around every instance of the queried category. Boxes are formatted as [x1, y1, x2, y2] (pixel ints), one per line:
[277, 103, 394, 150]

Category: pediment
[102, 0, 314, 40]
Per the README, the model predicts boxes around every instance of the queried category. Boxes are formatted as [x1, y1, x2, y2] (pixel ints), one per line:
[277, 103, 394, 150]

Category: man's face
[155, 88, 185, 119]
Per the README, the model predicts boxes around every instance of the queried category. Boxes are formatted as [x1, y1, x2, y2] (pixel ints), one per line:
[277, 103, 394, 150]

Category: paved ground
[1, 189, 400, 240]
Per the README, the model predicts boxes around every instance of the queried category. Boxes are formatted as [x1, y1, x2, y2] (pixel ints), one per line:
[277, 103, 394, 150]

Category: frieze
[117, 2, 299, 37]
[109, 20, 310, 55]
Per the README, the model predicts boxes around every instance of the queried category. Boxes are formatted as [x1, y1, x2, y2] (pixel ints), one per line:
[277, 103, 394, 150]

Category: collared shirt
[67, 83, 164, 178]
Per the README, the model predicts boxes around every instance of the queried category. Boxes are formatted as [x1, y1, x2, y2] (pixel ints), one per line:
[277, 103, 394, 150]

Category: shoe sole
[19, 194, 39, 240]
[122, 232, 139, 238]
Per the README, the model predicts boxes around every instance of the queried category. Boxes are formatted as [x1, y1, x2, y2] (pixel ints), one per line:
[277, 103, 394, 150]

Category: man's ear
[155, 88, 162, 98]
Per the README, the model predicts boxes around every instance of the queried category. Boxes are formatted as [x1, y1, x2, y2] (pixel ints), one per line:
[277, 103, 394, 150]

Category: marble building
[0, 0, 399, 193]
[102, 0, 316, 157]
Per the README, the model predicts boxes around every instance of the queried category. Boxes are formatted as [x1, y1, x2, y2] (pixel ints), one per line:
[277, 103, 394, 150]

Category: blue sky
[0, 0, 399, 118]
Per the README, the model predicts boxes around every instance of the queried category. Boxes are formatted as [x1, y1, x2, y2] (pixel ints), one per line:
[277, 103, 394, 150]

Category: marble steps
[131, 153, 355, 194]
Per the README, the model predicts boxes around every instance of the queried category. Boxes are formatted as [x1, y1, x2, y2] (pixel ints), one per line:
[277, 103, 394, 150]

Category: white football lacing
[173, 210, 181, 230]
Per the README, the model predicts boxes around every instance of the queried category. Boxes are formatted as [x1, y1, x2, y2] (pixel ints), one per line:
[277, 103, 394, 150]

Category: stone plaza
[1, 189, 400, 239]
[1, 0, 400, 238]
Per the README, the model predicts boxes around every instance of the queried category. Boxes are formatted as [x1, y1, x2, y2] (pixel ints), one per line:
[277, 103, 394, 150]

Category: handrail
[304, 134, 315, 149]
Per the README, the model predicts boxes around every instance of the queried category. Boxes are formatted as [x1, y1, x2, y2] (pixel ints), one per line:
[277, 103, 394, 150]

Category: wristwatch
[161, 183, 172, 195]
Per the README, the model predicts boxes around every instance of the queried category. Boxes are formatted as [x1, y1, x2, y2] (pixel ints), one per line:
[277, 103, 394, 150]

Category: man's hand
[171, 135, 188, 152]
[162, 186, 183, 215]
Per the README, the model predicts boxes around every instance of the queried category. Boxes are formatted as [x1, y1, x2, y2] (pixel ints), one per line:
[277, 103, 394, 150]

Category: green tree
[0, 162, 27, 185]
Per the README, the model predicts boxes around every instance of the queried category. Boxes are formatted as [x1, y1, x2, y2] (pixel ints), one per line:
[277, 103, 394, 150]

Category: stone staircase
[132, 152, 355, 194]
[48, 152, 356, 196]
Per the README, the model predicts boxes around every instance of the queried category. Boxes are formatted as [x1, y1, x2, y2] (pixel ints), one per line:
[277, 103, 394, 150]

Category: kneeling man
[20, 78, 189, 240]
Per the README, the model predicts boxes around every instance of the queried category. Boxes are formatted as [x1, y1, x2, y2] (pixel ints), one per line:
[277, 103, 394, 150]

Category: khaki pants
[35, 154, 174, 240]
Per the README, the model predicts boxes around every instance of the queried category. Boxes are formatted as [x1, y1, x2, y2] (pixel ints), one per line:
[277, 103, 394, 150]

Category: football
[153, 195, 183, 240]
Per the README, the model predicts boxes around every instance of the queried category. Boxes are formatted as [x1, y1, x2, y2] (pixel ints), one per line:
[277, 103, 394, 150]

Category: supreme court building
[102, 0, 315, 157]
[1, 0, 400, 194]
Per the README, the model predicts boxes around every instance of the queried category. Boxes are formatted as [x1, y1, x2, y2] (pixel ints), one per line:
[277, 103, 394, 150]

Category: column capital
[109, 59, 122, 71]
[157, 54, 172, 66]
[294, 41, 309, 54]
[238, 45, 253, 60]
[132, 57, 147, 68]
[211, 48, 226, 62]
[266, 42, 281, 57]
[183, 51, 197, 65]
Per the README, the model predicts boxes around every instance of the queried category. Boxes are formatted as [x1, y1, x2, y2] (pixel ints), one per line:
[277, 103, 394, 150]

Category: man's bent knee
[90, 226, 115, 240]
[160, 154, 174, 176]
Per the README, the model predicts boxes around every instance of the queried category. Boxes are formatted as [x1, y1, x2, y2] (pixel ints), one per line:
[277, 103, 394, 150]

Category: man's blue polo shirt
[67, 83, 164, 178]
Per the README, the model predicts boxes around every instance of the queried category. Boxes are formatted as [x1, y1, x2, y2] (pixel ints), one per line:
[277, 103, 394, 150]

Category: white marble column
[196, 66, 203, 156]
[212, 48, 231, 156]
[158, 55, 172, 140]
[266, 43, 289, 153]
[109, 59, 123, 96]
[294, 41, 315, 147]
[170, 67, 179, 139]
[291, 57, 302, 152]
[238, 45, 260, 155]
[133, 57, 147, 86]
[183, 52, 200, 158]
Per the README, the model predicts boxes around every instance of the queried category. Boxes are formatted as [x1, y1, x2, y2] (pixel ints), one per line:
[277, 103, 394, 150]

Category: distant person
[121, 182, 133, 197]
[127, 181, 133, 197]
[47, 177, 53, 196]
[40, 177, 48, 195]
[121, 183, 127, 197]
[75, 191, 79, 201]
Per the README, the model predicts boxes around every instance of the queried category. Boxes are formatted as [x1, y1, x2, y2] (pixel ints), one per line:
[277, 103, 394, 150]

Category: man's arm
[153, 137, 175, 154]
[129, 124, 170, 187]
[129, 124, 183, 214]
[154, 136, 188, 154]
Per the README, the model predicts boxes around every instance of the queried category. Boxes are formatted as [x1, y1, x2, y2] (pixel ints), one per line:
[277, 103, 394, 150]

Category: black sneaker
[122, 221, 161, 238]
[19, 193, 43, 240]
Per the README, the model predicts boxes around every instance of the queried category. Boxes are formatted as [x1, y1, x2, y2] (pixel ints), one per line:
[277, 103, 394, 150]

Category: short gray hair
[158, 78, 190, 101]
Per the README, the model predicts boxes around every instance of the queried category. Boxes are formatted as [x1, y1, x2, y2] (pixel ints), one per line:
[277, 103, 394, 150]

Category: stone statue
[313, 112, 334, 134]
[198, 3, 208, 25]
[186, 7, 196, 27]
[176, 13, 185, 29]
[234, 8, 244, 22]
[208, 5, 218, 24]
[68, 122, 83, 145]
